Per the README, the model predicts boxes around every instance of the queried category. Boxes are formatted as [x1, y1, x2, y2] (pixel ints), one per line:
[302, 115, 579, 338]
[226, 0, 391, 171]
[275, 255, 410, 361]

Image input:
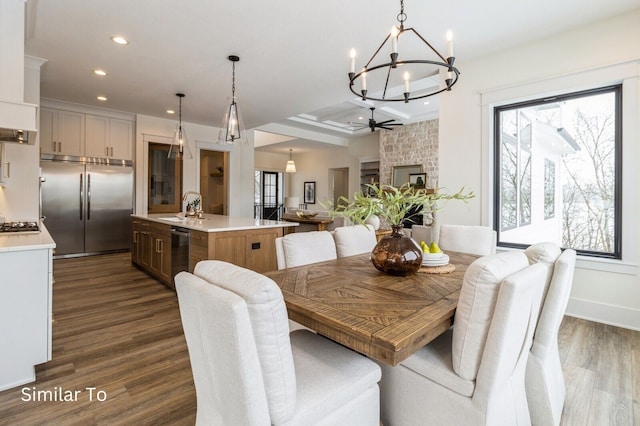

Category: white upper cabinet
[42, 107, 134, 160]
[40, 108, 85, 156]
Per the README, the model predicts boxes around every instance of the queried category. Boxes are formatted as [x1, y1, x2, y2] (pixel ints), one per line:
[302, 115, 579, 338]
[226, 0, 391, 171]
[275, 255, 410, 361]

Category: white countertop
[0, 223, 56, 253]
[132, 213, 298, 233]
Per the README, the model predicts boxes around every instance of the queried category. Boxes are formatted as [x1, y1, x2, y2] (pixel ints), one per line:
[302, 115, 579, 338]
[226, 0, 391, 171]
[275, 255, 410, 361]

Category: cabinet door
[39, 108, 57, 155]
[213, 233, 247, 267]
[109, 118, 133, 160]
[56, 110, 85, 156]
[84, 114, 109, 158]
[246, 229, 279, 272]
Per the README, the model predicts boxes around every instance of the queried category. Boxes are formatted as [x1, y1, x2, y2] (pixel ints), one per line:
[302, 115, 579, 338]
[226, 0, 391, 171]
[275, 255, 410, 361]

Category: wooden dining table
[263, 251, 479, 366]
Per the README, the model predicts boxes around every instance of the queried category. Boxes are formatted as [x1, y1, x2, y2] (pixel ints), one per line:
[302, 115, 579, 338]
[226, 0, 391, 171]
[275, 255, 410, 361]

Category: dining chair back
[525, 246, 576, 426]
[438, 224, 497, 256]
[274, 230, 337, 270]
[176, 260, 381, 425]
[333, 224, 377, 258]
[379, 252, 546, 425]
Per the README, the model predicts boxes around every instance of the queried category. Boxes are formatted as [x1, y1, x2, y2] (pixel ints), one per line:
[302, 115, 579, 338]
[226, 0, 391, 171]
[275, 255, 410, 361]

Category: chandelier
[348, 0, 460, 103]
[219, 55, 246, 144]
[168, 93, 192, 159]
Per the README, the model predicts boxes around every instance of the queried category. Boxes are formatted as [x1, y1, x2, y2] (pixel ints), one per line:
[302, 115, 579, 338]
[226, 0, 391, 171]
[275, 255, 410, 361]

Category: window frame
[492, 84, 623, 259]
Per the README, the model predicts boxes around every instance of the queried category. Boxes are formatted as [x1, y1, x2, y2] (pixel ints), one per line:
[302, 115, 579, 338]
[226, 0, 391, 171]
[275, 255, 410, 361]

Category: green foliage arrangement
[330, 184, 474, 227]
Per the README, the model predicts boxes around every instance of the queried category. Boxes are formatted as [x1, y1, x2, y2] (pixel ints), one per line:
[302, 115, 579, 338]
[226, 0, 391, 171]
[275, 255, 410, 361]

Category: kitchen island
[131, 213, 297, 288]
[0, 224, 56, 391]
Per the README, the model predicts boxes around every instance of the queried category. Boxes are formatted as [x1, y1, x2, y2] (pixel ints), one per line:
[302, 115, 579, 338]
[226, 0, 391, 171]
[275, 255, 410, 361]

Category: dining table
[263, 250, 479, 366]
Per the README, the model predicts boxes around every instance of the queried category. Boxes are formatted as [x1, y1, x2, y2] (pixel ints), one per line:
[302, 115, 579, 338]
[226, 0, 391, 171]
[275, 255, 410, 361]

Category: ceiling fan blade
[376, 119, 397, 125]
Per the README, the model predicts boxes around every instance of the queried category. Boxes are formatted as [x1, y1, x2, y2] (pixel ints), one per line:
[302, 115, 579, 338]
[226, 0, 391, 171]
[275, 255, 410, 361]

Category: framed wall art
[304, 181, 316, 204]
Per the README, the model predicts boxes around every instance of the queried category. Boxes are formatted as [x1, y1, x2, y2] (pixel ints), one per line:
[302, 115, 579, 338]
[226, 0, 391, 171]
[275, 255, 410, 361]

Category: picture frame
[304, 181, 316, 204]
[392, 165, 423, 187]
[409, 173, 427, 188]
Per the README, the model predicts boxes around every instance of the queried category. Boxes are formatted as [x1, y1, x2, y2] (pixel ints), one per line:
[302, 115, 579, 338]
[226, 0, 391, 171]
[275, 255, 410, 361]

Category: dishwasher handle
[170, 227, 191, 237]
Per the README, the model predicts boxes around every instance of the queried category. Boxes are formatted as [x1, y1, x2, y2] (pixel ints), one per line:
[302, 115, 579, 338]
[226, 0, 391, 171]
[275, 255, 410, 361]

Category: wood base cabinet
[189, 227, 280, 273]
[132, 217, 285, 290]
[132, 220, 171, 287]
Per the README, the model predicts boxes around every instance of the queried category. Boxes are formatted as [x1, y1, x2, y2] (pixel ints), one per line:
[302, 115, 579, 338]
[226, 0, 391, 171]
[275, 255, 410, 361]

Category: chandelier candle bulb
[350, 49, 356, 73]
[362, 71, 367, 90]
[391, 26, 399, 53]
[403, 71, 410, 93]
[446, 30, 454, 58]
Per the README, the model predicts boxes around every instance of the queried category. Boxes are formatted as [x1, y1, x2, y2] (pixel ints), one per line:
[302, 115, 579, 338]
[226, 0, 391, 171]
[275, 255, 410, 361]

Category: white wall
[283, 133, 379, 210]
[438, 10, 640, 330]
[135, 114, 255, 218]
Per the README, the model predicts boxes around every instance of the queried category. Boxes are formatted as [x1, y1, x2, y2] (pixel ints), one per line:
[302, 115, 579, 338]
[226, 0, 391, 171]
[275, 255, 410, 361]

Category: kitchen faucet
[183, 191, 203, 218]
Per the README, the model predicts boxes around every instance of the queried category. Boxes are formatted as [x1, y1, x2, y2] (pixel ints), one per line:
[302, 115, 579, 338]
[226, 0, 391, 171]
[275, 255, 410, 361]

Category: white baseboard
[565, 297, 640, 331]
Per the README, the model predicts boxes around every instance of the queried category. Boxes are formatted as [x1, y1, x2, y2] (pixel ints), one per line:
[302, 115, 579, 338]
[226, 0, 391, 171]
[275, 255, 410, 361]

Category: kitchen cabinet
[0, 246, 53, 391]
[0, 142, 7, 186]
[41, 107, 134, 160]
[189, 227, 280, 273]
[132, 219, 151, 270]
[149, 223, 172, 286]
[40, 107, 85, 156]
[85, 115, 133, 160]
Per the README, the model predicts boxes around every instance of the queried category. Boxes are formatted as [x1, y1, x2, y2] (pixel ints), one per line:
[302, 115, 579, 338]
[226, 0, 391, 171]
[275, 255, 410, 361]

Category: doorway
[200, 150, 229, 215]
[329, 167, 349, 208]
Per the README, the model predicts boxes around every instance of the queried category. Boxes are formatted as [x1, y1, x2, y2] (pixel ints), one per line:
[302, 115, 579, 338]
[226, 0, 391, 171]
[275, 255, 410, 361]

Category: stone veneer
[379, 119, 439, 189]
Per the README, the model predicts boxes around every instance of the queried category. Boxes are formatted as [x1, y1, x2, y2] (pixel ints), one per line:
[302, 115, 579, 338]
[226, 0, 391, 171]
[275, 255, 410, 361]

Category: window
[494, 85, 621, 258]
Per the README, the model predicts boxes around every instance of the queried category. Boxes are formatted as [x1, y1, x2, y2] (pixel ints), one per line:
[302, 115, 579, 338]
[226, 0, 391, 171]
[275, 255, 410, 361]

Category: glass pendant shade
[168, 93, 192, 160]
[218, 97, 246, 144]
[285, 149, 296, 173]
[168, 124, 192, 160]
[218, 55, 247, 144]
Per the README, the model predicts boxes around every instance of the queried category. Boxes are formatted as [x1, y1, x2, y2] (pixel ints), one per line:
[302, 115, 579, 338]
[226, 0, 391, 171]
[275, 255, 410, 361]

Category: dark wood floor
[0, 252, 637, 425]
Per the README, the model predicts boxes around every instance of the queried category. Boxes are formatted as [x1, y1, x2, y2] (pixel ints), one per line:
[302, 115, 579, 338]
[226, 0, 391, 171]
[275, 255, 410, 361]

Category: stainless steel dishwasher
[170, 226, 190, 288]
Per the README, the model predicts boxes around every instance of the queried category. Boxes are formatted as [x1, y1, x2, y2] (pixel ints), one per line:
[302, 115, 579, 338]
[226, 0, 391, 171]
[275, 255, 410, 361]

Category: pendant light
[168, 93, 192, 159]
[219, 55, 247, 144]
[285, 149, 296, 173]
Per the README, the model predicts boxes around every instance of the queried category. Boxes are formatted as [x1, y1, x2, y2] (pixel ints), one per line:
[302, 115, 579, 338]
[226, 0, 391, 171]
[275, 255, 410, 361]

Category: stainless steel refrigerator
[40, 155, 134, 257]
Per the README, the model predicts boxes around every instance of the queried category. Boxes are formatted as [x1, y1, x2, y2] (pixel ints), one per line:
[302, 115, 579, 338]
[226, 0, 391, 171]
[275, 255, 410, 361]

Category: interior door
[148, 143, 183, 213]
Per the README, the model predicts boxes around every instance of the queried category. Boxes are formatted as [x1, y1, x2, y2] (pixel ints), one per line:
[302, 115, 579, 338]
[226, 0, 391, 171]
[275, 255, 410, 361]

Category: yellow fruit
[420, 241, 429, 253]
[430, 241, 442, 253]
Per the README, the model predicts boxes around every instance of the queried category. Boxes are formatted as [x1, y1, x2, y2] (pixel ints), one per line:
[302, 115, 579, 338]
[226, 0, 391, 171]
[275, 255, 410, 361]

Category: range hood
[0, 0, 38, 144]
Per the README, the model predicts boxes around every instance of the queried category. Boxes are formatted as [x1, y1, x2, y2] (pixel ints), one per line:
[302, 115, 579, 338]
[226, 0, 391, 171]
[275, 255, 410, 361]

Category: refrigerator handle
[87, 173, 91, 221]
[79, 173, 83, 220]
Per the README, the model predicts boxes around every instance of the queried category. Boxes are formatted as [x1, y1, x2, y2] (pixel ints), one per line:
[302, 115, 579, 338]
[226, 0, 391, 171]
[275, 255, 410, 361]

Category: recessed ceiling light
[358, 116, 364, 120]
[166, 109, 175, 114]
[423, 101, 430, 105]
[97, 96, 107, 101]
[111, 36, 129, 45]
[93, 69, 107, 76]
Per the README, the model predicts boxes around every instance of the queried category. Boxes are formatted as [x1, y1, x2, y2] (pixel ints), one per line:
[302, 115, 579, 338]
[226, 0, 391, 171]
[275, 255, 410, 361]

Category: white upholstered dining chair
[274, 230, 337, 270]
[379, 251, 546, 426]
[524, 243, 577, 426]
[437, 224, 497, 256]
[332, 224, 377, 258]
[175, 260, 381, 426]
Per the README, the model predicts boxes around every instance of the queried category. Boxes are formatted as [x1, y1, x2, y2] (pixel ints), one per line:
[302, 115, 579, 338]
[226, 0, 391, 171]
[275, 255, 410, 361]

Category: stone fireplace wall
[379, 119, 439, 189]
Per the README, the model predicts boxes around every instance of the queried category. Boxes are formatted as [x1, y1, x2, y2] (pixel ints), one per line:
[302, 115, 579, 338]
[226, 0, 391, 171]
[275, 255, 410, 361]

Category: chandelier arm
[405, 27, 450, 64]
[363, 34, 392, 71]
[382, 65, 393, 100]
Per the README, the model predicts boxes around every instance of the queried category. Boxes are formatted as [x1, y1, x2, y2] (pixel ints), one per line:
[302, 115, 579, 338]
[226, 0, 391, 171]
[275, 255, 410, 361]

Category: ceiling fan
[348, 107, 403, 132]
